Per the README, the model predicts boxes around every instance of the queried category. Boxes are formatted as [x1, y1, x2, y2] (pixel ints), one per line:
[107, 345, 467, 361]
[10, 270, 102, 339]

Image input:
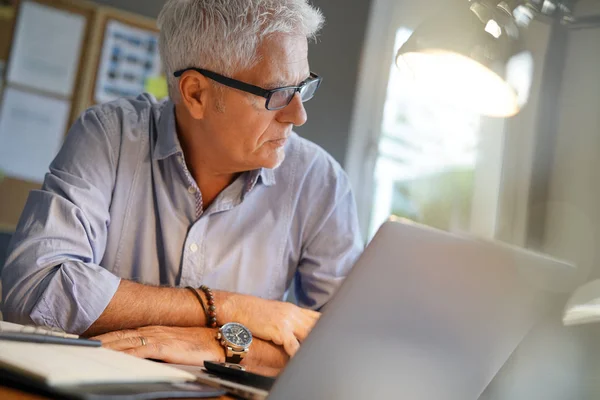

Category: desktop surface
[0, 382, 234, 400]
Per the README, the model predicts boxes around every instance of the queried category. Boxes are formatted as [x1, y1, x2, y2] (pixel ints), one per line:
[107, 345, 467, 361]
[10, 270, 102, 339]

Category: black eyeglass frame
[173, 67, 322, 110]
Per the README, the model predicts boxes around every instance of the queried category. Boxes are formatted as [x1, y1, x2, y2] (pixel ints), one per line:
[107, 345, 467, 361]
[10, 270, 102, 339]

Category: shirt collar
[154, 100, 276, 188]
[258, 168, 276, 186]
[153, 100, 182, 161]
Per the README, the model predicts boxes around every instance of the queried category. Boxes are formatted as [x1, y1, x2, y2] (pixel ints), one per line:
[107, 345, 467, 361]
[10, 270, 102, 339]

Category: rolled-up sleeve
[295, 155, 364, 310]
[1, 108, 121, 334]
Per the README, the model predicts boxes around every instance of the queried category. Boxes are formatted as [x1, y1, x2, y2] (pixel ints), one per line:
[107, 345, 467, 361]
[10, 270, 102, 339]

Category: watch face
[221, 322, 253, 348]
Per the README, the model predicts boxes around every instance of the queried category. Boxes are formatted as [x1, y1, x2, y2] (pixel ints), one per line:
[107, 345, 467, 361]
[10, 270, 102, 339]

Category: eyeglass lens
[267, 79, 320, 110]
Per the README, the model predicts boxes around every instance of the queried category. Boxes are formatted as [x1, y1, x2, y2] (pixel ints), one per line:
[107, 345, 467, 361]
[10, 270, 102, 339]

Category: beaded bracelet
[199, 285, 218, 328]
[185, 285, 218, 328]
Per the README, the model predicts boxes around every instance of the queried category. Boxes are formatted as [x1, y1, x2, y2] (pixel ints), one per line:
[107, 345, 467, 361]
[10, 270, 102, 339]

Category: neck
[175, 104, 239, 209]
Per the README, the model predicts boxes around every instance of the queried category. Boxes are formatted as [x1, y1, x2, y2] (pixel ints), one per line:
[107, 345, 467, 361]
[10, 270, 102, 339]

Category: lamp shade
[396, 1, 533, 117]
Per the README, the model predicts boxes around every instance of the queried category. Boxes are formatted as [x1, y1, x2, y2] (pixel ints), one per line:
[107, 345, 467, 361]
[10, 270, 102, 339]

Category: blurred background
[2, 0, 600, 397]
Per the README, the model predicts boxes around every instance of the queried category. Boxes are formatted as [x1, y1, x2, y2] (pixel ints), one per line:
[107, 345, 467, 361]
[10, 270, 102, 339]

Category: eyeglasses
[173, 68, 322, 111]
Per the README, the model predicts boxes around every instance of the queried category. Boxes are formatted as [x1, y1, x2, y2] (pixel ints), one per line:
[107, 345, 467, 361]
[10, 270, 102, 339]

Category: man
[1, 0, 362, 368]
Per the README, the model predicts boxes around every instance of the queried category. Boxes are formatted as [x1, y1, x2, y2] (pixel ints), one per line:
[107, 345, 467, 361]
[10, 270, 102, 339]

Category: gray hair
[157, 0, 324, 101]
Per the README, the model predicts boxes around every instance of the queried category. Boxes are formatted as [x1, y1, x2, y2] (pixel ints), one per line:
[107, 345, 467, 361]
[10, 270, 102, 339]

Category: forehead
[242, 33, 310, 87]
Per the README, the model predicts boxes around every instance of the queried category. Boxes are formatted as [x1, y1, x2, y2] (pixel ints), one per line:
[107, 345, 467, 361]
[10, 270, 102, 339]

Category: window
[368, 28, 482, 238]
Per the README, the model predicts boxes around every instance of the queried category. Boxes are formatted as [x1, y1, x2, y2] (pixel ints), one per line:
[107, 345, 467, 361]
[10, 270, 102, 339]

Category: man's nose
[277, 93, 308, 127]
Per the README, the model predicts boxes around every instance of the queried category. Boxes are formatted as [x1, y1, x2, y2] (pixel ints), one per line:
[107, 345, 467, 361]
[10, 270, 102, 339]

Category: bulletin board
[0, 0, 95, 231]
[0, 2, 15, 79]
[0, 1, 160, 231]
[73, 7, 159, 119]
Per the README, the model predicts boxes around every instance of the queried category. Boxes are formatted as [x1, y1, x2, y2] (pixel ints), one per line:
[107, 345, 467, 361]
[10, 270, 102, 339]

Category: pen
[0, 331, 102, 347]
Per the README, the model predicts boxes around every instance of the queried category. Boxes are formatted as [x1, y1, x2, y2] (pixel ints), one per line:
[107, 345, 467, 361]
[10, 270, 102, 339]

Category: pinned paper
[145, 75, 168, 99]
[95, 19, 162, 103]
[0, 87, 69, 183]
[0, 5, 15, 20]
[6, 1, 86, 97]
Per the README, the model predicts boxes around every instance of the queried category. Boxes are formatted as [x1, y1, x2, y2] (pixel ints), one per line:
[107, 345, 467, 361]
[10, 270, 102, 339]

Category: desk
[0, 382, 234, 400]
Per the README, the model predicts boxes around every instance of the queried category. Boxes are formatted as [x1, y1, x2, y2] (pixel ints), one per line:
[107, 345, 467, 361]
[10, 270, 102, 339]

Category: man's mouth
[268, 138, 288, 147]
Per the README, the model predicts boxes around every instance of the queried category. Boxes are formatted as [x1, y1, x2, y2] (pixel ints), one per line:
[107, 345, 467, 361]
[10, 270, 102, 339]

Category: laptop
[265, 219, 575, 399]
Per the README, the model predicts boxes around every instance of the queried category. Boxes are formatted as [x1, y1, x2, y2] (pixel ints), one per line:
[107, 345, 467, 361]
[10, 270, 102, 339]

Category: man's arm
[1, 107, 121, 334]
[93, 326, 289, 369]
[85, 279, 319, 357]
[294, 155, 364, 309]
[83, 280, 246, 336]
[83, 280, 206, 336]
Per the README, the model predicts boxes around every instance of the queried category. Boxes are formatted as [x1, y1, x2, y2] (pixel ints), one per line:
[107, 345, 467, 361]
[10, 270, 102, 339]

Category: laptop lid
[268, 220, 575, 400]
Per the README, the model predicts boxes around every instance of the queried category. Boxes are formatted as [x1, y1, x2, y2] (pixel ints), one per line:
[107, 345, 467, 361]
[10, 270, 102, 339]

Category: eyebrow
[263, 74, 311, 89]
[263, 80, 287, 89]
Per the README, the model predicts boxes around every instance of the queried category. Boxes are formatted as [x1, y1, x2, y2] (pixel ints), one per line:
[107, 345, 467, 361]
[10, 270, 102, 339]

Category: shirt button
[190, 243, 198, 253]
[188, 186, 196, 194]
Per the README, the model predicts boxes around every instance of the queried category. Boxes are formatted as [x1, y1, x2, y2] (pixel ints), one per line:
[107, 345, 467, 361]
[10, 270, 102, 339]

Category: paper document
[0, 321, 196, 387]
[95, 19, 161, 103]
[6, 1, 85, 97]
[0, 87, 69, 182]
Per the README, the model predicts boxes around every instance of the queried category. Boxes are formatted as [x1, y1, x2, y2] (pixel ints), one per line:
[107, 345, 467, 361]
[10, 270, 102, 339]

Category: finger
[91, 329, 140, 344]
[300, 308, 321, 320]
[123, 342, 166, 360]
[292, 313, 320, 342]
[297, 310, 320, 336]
[255, 324, 283, 345]
[282, 335, 300, 357]
[102, 336, 149, 351]
[123, 342, 217, 366]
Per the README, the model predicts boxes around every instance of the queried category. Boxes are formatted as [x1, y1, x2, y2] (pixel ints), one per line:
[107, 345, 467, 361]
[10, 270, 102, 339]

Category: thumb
[283, 335, 300, 357]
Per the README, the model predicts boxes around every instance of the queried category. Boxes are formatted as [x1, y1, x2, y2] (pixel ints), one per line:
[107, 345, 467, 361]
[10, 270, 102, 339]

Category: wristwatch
[216, 322, 253, 364]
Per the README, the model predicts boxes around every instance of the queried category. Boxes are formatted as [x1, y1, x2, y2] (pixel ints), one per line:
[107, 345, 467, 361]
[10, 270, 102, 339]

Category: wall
[299, 0, 372, 164]
[494, 20, 556, 247]
[91, 0, 373, 165]
[91, 0, 165, 18]
[542, 0, 600, 286]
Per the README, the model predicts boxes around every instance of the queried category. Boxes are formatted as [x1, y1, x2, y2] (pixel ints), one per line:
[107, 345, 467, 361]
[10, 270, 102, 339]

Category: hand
[221, 294, 320, 357]
[92, 326, 223, 365]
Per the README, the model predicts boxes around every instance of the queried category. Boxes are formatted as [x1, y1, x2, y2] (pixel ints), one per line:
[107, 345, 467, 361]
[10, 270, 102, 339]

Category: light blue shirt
[1, 94, 363, 334]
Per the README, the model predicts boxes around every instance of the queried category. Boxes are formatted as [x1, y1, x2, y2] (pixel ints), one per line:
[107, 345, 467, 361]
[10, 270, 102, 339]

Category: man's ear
[178, 71, 210, 119]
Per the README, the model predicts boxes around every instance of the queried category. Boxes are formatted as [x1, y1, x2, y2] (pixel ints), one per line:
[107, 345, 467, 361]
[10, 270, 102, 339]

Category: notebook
[0, 321, 196, 387]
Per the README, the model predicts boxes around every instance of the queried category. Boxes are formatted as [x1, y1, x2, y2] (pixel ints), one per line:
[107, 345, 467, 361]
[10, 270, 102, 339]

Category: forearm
[95, 325, 289, 371]
[2, 257, 121, 334]
[83, 281, 242, 337]
[84, 280, 200, 336]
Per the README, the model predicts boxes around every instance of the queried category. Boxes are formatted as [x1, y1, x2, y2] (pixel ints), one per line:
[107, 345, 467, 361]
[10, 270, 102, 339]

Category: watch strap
[225, 352, 243, 364]
[224, 345, 248, 364]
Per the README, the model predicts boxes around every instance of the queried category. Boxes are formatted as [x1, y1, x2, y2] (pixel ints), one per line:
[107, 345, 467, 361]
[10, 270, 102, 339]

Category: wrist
[211, 336, 226, 363]
[198, 328, 226, 363]
[214, 290, 237, 325]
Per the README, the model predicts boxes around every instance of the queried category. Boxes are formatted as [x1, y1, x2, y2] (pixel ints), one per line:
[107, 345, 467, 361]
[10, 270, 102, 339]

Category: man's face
[197, 33, 310, 172]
